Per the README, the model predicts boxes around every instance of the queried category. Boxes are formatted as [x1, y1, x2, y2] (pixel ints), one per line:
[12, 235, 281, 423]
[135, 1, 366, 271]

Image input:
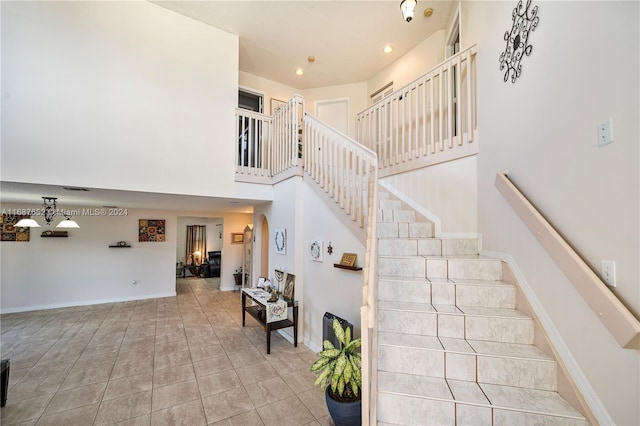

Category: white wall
[381, 156, 478, 234]
[1, 204, 177, 312]
[367, 30, 445, 99]
[0, 204, 252, 312]
[461, 1, 639, 424]
[252, 176, 364, 351]
[1, 1, 240, 198]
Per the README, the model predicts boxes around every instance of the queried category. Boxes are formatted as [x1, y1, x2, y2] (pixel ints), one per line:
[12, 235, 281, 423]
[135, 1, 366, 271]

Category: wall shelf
[41, 231, 68, 238]
[108, 245, 131, 248]
[333, 264, 362, 271]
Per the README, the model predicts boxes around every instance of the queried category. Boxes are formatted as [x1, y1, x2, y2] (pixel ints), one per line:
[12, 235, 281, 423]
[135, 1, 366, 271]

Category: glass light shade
[400, 0, 417, 22]
[56, 219, 80, 229]
[15, 218, 41, 228]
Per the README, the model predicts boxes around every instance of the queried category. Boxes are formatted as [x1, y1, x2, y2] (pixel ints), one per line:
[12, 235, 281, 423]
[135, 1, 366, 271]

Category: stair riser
[377, 222, 434, 238]
[378, 345, 557, 391]
[378, 310, 533, 344]
[379, 257, 502, 281]
[378, 394, 586, 426]
[378, 209, 416, 223]
[378, 239, 479, 257]
[378, 280, 516, 309]
[379, 199, 402, 210]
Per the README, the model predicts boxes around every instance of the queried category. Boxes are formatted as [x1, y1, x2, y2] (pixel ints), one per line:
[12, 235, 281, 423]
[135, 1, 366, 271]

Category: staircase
[375, 189, 587, 425]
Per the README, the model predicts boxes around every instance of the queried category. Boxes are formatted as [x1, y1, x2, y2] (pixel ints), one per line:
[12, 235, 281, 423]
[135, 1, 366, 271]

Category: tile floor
[0, 278, 331, 426]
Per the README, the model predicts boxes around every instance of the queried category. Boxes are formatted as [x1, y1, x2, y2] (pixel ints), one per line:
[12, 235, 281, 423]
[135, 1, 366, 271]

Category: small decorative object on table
[283, 273, 295, 303]
[274, 269, 284, 293]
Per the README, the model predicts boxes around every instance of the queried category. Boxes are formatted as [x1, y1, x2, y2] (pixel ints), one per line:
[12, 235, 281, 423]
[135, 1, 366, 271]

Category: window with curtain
[186, 225, 206, 265]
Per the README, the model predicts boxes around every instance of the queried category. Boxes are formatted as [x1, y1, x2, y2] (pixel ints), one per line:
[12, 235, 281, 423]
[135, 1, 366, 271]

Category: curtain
[186, 225, 207, 265]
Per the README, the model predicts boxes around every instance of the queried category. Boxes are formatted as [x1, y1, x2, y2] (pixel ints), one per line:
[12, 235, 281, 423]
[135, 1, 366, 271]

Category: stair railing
[303, 113, 378, 423]
[235, 95, 304, 181]
[495, 172, 640, 349]
[356, 45, 478, 177]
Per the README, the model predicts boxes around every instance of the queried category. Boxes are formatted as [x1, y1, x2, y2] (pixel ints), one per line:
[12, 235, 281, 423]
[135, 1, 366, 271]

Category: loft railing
[356, 45, 478, 177]
[235, 95, 304, 182]
[303, 114, 378, 423]
[495, 172, 640, 349]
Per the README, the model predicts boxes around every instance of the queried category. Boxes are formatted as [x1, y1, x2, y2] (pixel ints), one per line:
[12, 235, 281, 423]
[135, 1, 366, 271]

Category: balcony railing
[356, 45, 478, 177]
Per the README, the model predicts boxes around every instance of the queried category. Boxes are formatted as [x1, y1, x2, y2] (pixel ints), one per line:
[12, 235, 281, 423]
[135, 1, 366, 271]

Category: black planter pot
[325, 388, 361, 426]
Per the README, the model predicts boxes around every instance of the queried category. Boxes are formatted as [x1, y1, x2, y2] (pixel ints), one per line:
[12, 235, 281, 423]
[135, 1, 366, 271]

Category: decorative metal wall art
[138, 219, 165, 242]
[499, 0, 539, 83]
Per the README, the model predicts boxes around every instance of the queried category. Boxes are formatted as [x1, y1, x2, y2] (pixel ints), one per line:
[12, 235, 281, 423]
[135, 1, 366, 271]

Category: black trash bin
[1, 359, 9, 407]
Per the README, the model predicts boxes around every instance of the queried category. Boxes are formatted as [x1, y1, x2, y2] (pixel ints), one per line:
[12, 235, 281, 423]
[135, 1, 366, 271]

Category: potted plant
[311, 318, 362, 426]
[233, 266, 243, 287]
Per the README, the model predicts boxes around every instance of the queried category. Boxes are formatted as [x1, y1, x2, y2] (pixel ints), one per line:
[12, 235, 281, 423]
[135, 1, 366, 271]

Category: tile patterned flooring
[0, 278, 331, 426]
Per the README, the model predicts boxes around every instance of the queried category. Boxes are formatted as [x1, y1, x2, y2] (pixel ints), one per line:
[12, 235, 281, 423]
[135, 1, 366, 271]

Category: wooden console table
[241, 288, 298, 354]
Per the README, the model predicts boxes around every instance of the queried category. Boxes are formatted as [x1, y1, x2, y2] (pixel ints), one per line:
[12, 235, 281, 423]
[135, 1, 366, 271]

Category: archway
[260, 215, 269, 277]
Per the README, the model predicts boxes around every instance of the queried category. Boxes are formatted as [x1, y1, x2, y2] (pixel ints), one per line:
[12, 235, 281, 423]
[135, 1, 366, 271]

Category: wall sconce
[15, 197, 80, 228]
[400, 0, 417, 22]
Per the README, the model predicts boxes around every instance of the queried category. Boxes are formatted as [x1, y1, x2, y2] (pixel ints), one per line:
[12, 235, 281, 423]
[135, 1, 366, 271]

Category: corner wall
[461, 1, 639, 424]
[1, 1, 240, 198]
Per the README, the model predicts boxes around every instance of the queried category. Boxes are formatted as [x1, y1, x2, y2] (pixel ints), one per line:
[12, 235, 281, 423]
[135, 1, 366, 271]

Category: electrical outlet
[597, 118, 614, 147]
[601, 260, 616, 287]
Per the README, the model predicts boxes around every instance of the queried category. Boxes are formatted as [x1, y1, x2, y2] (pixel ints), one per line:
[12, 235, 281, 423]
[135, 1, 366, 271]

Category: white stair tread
[379, 333, 552, 361]
[457, 305, 530, 318]
[378, 372, 584, 420]
[380, 301, 530, 320]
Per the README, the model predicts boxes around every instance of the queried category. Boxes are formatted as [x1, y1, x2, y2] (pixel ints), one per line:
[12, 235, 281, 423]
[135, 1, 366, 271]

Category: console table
[241, 288, 298, 354]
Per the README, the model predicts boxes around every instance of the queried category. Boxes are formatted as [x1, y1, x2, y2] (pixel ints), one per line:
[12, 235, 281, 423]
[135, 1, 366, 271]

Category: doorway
[238, 89, 264, 168]
[260, 215, 269, 277]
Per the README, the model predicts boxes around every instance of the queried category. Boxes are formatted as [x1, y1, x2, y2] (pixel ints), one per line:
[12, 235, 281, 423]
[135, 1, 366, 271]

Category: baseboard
[304, 336, 322, 353]
[0, 291, 177, 314]
[481, 249, 613, 426]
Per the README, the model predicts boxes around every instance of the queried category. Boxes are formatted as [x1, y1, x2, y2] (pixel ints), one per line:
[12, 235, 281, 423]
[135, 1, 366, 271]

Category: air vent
[62, 187, 89, 192]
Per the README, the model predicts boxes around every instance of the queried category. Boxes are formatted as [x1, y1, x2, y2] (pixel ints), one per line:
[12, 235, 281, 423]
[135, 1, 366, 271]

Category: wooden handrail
[495, 172, 640, 349]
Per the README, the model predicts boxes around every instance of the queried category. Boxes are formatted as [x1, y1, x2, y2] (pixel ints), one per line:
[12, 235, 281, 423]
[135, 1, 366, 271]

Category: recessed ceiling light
[383, 45, 393, 54]
[295, 68, 304, 76]
[424, 8, 433, 17]
[307, 56, 315, 63]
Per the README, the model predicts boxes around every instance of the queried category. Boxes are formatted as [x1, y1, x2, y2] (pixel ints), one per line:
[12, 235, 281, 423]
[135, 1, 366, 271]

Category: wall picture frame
[283, 272, 295, 303]
[310, 239, 323, 262]
[339, 252, 357, 267]
[270, 98, 286, 115]
[274, 228, 286, 255]
[231, 232, 244, 244]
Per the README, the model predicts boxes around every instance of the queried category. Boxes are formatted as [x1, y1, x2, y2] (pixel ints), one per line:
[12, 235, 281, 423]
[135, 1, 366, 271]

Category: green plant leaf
[334, 353, 347, 379]
[337, 375, 345, 396]
[331, 370, 339, 393]
[343, 358, 353, 384]
[345, 326, 351, 346]
[332, 318, 345, 346]
[351, 380, 359, 396]
[311, 356, 329, 372]
[322, 340, 335, 350]
[343, 338, 362, 353]
[318, 348, 340, 359]
[314, 365, 332, 387]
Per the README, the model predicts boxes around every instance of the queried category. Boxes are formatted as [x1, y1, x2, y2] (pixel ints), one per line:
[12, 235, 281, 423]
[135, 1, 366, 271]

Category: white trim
[304, 336, 322, 354]
[481, 249, 614, 426]
[0, 292, 177, 314]
[444, 2, 461, 58]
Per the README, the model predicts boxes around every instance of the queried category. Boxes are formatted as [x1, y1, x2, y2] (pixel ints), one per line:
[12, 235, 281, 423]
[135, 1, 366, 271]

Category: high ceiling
[1, 1, 455, 212]
[153, 0, 456, 89]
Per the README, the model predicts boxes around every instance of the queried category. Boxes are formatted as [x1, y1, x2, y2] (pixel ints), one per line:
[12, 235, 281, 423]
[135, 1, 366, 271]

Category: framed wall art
[139, 219, 165, 242]
[270, 98, 286, 115]
[310, 239, 323, 262]
[274, 228, 286, 255]
[283, 273, 295, 303]
[339, 252, 357, 267]
[231, 232, 244, 244]
[1, 215, 31, 242]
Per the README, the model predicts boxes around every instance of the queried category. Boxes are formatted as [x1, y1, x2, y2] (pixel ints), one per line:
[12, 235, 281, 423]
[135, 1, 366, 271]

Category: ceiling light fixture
[400, 0, 417, 22]
[424, 7, 433, 17]
[15, 196, 80, 228]
[307, 56, 315, 63]
[383, 45, 393, 54]
[295, 68, 304, 76]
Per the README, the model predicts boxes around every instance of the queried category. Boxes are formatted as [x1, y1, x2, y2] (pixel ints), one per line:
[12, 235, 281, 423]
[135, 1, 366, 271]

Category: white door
[316, 98, 349, 136]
